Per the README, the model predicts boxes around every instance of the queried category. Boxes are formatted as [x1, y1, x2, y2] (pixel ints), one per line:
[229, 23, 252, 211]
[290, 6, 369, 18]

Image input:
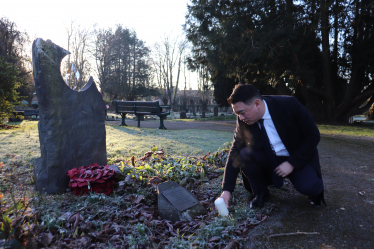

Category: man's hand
[274, 161, 294, 178]
[218, 191, 231, 208]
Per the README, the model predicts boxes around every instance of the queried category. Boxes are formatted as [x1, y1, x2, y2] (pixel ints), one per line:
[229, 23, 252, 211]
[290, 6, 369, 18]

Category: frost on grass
[1, 122, 275, 248]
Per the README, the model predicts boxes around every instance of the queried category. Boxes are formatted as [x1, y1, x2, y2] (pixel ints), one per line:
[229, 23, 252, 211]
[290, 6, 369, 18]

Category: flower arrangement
[67, 163, 115, 196]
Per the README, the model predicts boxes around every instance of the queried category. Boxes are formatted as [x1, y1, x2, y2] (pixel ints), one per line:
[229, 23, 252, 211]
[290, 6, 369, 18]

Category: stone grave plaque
[162, 186, 198, 211]
[158, 181, 206, 221]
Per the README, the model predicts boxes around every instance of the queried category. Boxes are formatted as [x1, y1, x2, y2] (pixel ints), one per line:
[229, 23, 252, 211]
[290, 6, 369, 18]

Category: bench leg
[136, 115, 141, 127]
[119, 114, 127, 126]
[158, 116, 167, 129]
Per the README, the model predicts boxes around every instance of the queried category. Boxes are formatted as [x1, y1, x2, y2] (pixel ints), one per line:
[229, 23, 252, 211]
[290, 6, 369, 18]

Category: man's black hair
[227, 84, 263, 105]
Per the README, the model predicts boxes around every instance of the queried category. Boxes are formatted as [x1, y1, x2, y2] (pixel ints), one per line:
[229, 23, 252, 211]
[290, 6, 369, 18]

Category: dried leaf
[151, 220, 163, 226]
[203, 152, 210, 160]
[148, 176, 162, 187]
[111, 223, 126, 233]
[110, 234, 121, 241]
[141, 211, 153, 219]
[69, 213, 84, 228]
[135, 195, 144, 204]
[208, 236, 219, 243]
[79, 237, 89, 247]
[165, 221, 177, 236]
[125, 174, 134, 183]
[58, 212, 73, 221]
[40, 232, 54, 247]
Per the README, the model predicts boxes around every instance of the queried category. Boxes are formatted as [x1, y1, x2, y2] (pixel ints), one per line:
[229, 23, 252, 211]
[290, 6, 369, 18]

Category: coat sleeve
[286, 97, 320, 169]
[221, 117, 247, 193]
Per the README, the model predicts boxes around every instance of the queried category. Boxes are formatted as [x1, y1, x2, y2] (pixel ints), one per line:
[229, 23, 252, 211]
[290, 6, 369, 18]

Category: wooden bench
[114, 100, 170, 129]
[11, 109, 39, 121]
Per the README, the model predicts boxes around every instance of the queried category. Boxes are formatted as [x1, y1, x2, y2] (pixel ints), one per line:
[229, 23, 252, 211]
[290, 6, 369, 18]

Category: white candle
[214, 198, 229, 216]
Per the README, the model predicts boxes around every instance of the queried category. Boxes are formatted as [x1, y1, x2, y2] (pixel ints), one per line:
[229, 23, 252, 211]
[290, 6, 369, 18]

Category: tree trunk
[321, 0, 333, 122]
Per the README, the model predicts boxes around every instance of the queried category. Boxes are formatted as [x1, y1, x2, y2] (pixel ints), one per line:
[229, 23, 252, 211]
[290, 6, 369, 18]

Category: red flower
[67, 164, 115, 196]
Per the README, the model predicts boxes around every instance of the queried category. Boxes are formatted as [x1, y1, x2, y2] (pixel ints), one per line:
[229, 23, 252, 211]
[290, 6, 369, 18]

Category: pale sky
[2, 0, 198, 88]
[2, 0, 189, 48]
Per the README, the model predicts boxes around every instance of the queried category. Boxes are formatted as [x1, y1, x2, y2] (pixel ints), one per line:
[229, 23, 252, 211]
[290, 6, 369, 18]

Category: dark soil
[0, 124, 20, 130]
[107, 119, 374, 248]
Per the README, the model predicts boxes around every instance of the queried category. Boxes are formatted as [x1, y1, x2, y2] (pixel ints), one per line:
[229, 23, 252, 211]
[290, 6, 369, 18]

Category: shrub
[0, 57, 23, 125]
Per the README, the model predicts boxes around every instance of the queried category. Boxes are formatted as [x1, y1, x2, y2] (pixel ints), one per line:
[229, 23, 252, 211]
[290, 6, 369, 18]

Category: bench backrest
[23, 109, 38, 115]
[114, 101, 136, 113]
[114, 100, 169, 116]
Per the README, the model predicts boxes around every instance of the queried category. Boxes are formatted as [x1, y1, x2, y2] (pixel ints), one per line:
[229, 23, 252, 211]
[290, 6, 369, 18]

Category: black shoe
[309, 190, 326, 207]
[250, 192, 270, 209]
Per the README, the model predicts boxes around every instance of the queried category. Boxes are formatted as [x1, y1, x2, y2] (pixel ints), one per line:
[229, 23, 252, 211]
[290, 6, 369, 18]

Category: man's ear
[253, 99, 261, 108]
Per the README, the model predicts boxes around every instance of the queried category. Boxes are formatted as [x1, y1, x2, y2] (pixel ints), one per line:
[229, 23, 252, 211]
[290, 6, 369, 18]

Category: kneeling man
[218, 84, 325, 209]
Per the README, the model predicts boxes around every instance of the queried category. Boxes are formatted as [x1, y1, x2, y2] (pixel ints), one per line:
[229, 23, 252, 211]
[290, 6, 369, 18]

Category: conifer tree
[185, 0, 374, 122]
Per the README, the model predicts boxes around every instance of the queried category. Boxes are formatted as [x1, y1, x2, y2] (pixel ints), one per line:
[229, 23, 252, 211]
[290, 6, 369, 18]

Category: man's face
[232, 100, 262, 125]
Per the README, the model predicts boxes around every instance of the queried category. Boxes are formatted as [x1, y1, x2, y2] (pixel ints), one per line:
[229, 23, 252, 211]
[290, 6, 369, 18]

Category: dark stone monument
[32, 38, 106, 194]
[214, 106, 218, 117]
[180, 111, 186, 119]
[157, 181, 206, 222]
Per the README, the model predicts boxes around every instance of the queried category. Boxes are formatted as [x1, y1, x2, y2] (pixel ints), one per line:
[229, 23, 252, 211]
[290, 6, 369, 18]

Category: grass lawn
[317, 123, 374, 138]
[1, 121, 373, 165]
[0, 121, 234, 163]
[0, 121, 41, 163]
[106, 123, 234, 158]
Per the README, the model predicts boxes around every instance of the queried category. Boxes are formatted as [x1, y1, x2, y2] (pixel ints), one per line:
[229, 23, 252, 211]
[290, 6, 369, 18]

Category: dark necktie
[258, 119, 283, 188]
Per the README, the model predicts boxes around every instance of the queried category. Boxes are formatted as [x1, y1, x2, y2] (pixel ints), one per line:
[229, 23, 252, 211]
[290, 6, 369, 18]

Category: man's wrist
[222, 187, 234, 194]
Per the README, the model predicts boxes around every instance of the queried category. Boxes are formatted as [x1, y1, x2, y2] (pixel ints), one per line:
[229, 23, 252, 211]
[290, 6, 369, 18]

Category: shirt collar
[261, 100, 271, 120]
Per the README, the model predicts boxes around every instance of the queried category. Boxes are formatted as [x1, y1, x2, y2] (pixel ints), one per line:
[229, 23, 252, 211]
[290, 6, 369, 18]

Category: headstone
[32, 38, 106, 194]
[201, 111, 206, 118]
[157, 181, 206, 222]
[180, 111, 187, 119]
[214, 106, 218, 117]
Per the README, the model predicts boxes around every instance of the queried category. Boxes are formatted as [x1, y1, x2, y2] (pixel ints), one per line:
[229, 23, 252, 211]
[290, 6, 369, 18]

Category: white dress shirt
[258, 100, 290, 156]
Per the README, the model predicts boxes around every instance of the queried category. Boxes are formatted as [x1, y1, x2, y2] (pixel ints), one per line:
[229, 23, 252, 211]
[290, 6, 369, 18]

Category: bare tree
[91, 27, 114, 94]
[63, 21, 91, 90]
[197, 65, 210, 111]
[91, 25, 154, 101]
[152, 35, 187, 108]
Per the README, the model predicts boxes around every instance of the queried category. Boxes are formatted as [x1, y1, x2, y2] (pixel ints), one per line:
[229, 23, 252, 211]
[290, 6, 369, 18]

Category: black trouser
[239, 148, 324, 199]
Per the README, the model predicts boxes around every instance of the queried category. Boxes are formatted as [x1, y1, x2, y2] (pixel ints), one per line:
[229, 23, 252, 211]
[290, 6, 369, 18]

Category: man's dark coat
[222, 95, 321, 193]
